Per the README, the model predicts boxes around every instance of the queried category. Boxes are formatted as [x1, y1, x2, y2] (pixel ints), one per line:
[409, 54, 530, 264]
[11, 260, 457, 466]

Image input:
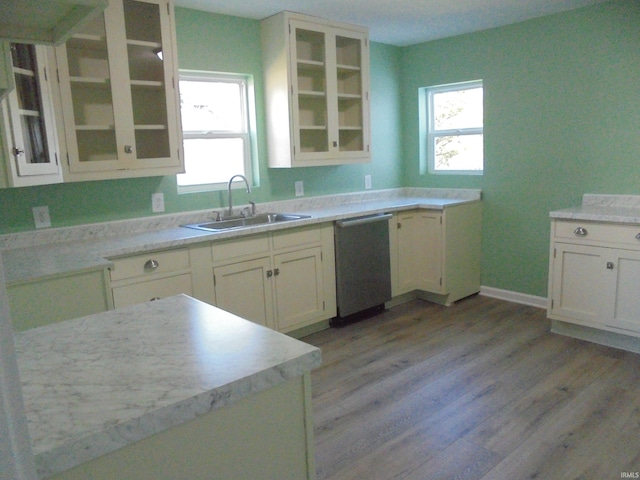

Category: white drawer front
[110, 249, 190, 282]
[554, 220, 640, 247]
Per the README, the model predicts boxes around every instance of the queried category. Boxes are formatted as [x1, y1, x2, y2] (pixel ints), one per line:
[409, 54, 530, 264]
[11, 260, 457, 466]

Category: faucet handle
[249, 201, 256, 216]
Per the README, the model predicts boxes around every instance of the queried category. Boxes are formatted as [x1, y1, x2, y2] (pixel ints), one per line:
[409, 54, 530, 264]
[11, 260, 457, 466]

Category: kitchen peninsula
[14, 294, 321, 479]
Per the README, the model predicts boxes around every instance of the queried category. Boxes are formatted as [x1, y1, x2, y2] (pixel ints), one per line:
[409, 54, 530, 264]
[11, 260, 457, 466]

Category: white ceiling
[174, 0, 609, 46]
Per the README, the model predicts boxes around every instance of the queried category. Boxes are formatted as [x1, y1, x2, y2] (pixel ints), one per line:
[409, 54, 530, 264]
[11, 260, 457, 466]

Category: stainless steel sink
[182, 213, 311, 232]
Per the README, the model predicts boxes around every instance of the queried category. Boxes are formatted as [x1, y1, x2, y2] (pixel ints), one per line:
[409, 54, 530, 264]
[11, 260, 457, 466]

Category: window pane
[179, 80, 243, 133]
[434, 134, 483, 171]
[433, 87, 482, 130]
[177, 138, 245, 186]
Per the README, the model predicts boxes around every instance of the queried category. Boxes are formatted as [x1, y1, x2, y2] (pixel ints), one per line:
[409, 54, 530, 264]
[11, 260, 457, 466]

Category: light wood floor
[302, 295, 640, 480]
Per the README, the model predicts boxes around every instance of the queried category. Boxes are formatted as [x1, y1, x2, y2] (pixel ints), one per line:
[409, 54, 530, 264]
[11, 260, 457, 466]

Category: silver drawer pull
[144, 259, 159, 270]
[150, 297, 161, 301]
[636, 233, 640, 241]
[573, 227, 588, 237]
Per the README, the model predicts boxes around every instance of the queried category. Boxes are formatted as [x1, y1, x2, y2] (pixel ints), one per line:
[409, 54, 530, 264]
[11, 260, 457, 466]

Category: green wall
[1, 1, 639, 300]
[0, 9, 403, 233]
[401, 0, 640, 297]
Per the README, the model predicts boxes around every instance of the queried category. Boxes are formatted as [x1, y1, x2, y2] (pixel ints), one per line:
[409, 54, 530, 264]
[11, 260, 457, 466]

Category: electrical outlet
[152, 193, 165, 213]
[295, 181, 304, 197]
[365, 175, 372, 190]
[33, 206, 51, 229]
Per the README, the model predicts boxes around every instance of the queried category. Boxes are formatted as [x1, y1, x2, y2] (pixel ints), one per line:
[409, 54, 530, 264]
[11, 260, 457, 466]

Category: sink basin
[182, 213, 311, 232]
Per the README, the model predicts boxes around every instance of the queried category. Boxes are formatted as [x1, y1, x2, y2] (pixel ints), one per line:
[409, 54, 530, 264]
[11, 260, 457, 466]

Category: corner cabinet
[548, 220, 640, 338]
[390, 202, 483, 306]
[261, 11, 370, 167]
[55, 0, 183, 181]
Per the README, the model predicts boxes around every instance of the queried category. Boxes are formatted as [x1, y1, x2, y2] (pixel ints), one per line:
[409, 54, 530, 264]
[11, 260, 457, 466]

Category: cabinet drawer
[109, 249, 190, 282]
[272, 226, 322, 251]
[111, 273, 193, 308]
[211, 234, 270, 262]
[554, 220, 640, 247]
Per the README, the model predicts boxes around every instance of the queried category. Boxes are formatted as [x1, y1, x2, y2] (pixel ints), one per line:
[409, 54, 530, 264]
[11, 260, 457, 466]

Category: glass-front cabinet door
[288, 19, 369, 166]
[56, 0, 181, 179]
[1, 43, 62, 187]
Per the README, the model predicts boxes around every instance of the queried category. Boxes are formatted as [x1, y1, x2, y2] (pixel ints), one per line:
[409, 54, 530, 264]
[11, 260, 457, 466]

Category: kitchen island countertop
[14, 294, 321, 478]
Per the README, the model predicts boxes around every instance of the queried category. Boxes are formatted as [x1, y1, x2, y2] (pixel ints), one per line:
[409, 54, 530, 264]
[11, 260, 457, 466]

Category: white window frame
[177, 71, 257, 193]
[424, 80, 483, 175]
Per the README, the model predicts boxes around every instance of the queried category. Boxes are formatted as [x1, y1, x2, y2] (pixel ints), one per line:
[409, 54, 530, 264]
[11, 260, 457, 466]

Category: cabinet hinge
[167, 1, 170, 15]
[323, 300, 325, 311]
[56, 68, 60, 84]
[213, 275, 216, 287]
[66, 152, 70, 166]
[439, 277, 442, 286]
[43, 67, 48, 82]
[440, 217, 443, 225]
[551, 299, 554, 309]
[553, 248, 556, 259]
[55, 152, 58, 166]
[289, 24, 291, 34]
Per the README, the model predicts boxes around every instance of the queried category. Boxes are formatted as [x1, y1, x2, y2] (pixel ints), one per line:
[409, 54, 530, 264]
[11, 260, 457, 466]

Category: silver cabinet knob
[606, 262, 615, 270]
[144, 259, 159, 270]
[124, 145, 133, 154]
[636, 233, 640, 241]
[573, 227, 588, 236]
[12, 147, 25, 157]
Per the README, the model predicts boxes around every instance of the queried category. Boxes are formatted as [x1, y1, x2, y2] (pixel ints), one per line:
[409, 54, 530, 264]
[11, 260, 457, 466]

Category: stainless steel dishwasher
[332, 213, 392, 326]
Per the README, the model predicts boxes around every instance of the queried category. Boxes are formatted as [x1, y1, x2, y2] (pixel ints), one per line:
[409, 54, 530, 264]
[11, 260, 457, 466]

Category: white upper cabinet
[55, 0, 183, 181]
[1, 43, 63, 187]
[262, 12, 371, 168]
[0, 0, 108, 45]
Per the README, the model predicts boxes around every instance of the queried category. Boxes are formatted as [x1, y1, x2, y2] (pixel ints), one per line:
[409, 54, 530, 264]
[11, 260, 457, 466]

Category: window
[422, 80, 483, 175]
[177, 71, 257, 192]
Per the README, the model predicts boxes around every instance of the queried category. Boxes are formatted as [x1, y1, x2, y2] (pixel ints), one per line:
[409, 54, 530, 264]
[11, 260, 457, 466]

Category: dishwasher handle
[336, 213, 393, 228]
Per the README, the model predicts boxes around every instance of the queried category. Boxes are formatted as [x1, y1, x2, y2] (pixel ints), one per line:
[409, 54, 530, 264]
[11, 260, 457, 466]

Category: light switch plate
[365, 175, 372, 189]
[152, 193, 165, 213]
[295, 181, 304, 197]
[33, 206, 51, 229]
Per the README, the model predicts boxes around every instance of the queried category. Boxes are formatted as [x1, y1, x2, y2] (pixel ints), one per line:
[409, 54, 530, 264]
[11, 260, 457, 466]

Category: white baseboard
[480, 286, 548, 309]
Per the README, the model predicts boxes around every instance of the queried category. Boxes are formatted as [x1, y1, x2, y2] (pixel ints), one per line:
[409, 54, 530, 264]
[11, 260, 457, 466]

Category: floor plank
[303, 295, 640, 480]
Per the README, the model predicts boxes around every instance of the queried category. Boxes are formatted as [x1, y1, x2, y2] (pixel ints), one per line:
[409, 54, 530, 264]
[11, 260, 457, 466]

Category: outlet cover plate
[152, 193, 165, 213]
[33, 206, 51, 229]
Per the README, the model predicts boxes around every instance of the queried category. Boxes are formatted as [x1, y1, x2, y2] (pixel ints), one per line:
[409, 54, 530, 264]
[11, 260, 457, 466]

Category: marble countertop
[550, 194, 640, 225]
[1, 188, 481, 285]
[14, 294, 321, 479]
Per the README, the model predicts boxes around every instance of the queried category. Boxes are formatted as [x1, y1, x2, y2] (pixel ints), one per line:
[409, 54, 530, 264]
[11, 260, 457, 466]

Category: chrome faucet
[227, 174, 251, 217]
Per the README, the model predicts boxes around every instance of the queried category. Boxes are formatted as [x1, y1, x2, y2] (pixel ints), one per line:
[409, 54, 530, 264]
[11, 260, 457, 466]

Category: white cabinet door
[274, 246, 324, 332]
[606, 249, 640, 333]
[2, 43, 62, 187]
[262, 12, 370, 168]
[550, 243, 607, 325]
[396, 210, 443, 295]
[56, 0, 182, 180]
[213, 257, 275, 329]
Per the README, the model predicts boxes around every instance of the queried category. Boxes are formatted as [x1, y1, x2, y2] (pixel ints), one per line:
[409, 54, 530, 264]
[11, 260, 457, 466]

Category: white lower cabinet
[213, 256, 275, 330]
[108, 248, 194, 308]
[211, 224, 336, 333]
[8, 270, 110, 331]
[274, 246, 325, 331]
[549, 219, 640, 336]
[391, 202, 482, 305]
